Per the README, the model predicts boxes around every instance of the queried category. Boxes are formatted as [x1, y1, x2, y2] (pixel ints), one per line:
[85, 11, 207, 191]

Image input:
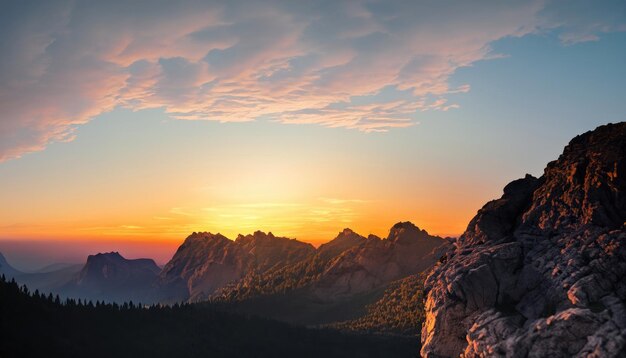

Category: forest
[0, 275, 419, 358]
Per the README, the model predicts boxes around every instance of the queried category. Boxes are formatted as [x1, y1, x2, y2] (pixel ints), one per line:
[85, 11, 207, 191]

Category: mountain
[215, 228, 371, 302]
[0, 252, 83, 294]
[158, 231, 315, 302]
[33, 262, 81, 273]
[422, 123, 626, 357]
[213, 223, 448, 325]
[0, 252, 22, 279]
[312, 222, 447, 301]
[60, 252, 161, 303]
[317, 228, 370, 258]
[16, 264, 82, 293]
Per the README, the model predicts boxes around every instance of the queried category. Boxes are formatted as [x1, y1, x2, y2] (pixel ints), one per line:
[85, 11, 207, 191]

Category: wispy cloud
[0, 0, 624, 161]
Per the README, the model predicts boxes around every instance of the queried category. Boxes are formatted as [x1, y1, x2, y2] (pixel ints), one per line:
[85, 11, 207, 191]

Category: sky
[1, 0, 625, 269]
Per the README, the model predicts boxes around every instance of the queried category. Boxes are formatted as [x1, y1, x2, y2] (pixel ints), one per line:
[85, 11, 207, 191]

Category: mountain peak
[333, 228, 366, 242]
[391, 221, 418, 230]
[317, 228, 367, 258]
[386, 221, 432, 244]
[89, 251, 123, 260]
[235, 230, 277, 243]
[183, 232, 229, 246]
[85, 252, 157, 268]
[520, 121, 626, 232]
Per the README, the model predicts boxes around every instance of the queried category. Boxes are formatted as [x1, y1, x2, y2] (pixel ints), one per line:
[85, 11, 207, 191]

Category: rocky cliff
[159, 231, 315, 302]
[421, 123, 626, 357]
[215, 223, 447, 303]
[313, 222, 447, 300]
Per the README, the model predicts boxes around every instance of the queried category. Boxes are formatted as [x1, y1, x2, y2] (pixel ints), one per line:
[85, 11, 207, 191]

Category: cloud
[1, 0, 624, 161]
[538, 0, 626, 44]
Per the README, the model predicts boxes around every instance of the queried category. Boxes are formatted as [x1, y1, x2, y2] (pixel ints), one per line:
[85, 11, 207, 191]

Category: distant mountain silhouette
[60, 252, 161, 303]
[422, 122, 626, 357]
[0, 252, 83, 294]
[32, 262, 81, 273]
[0, 252, 22, 279]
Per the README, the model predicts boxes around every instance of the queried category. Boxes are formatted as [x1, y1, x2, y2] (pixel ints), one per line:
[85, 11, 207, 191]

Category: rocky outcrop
[159, 231, 315, 302]
[421, 122, 626, 357]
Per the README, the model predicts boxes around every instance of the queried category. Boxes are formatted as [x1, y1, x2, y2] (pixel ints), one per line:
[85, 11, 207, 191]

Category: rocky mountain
[158, 231, 315, 302]
[213, 223, 448, 325]
[312, 222, 447, 301]
[214, 224, 447, 302]
[61, 252, 161, 303]
[214, 228, 371, 302]
[317, 228, 370, 258]
[422, 122, 626, 357]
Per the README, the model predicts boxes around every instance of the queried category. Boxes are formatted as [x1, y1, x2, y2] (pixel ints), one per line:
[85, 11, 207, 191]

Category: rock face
[317, 228, 369, 259]
[210, 223, 447, 326]
[159, 231, 315, 302]
[313, 222, 447, 300]
[62, 252, 161, 303]
[421, 123, 626, 357]
[216, 223, 447, 303]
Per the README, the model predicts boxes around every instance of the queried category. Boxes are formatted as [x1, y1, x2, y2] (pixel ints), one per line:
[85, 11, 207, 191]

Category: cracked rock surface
[422, 123, 626, 357]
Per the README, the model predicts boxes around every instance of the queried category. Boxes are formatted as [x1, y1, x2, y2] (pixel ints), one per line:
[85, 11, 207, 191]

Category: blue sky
[0, 0, 625, 268]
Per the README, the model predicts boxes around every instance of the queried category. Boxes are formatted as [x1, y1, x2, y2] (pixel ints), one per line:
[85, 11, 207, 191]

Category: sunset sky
[1, 1, 625, 269]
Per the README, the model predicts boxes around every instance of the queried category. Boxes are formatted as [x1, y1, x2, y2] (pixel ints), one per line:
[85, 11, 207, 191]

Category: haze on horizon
[1, 0, 625, 270]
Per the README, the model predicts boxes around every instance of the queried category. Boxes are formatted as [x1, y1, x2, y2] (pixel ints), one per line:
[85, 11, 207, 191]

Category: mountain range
[3, 122, 626, 356]
[0, 221, 448, 327]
